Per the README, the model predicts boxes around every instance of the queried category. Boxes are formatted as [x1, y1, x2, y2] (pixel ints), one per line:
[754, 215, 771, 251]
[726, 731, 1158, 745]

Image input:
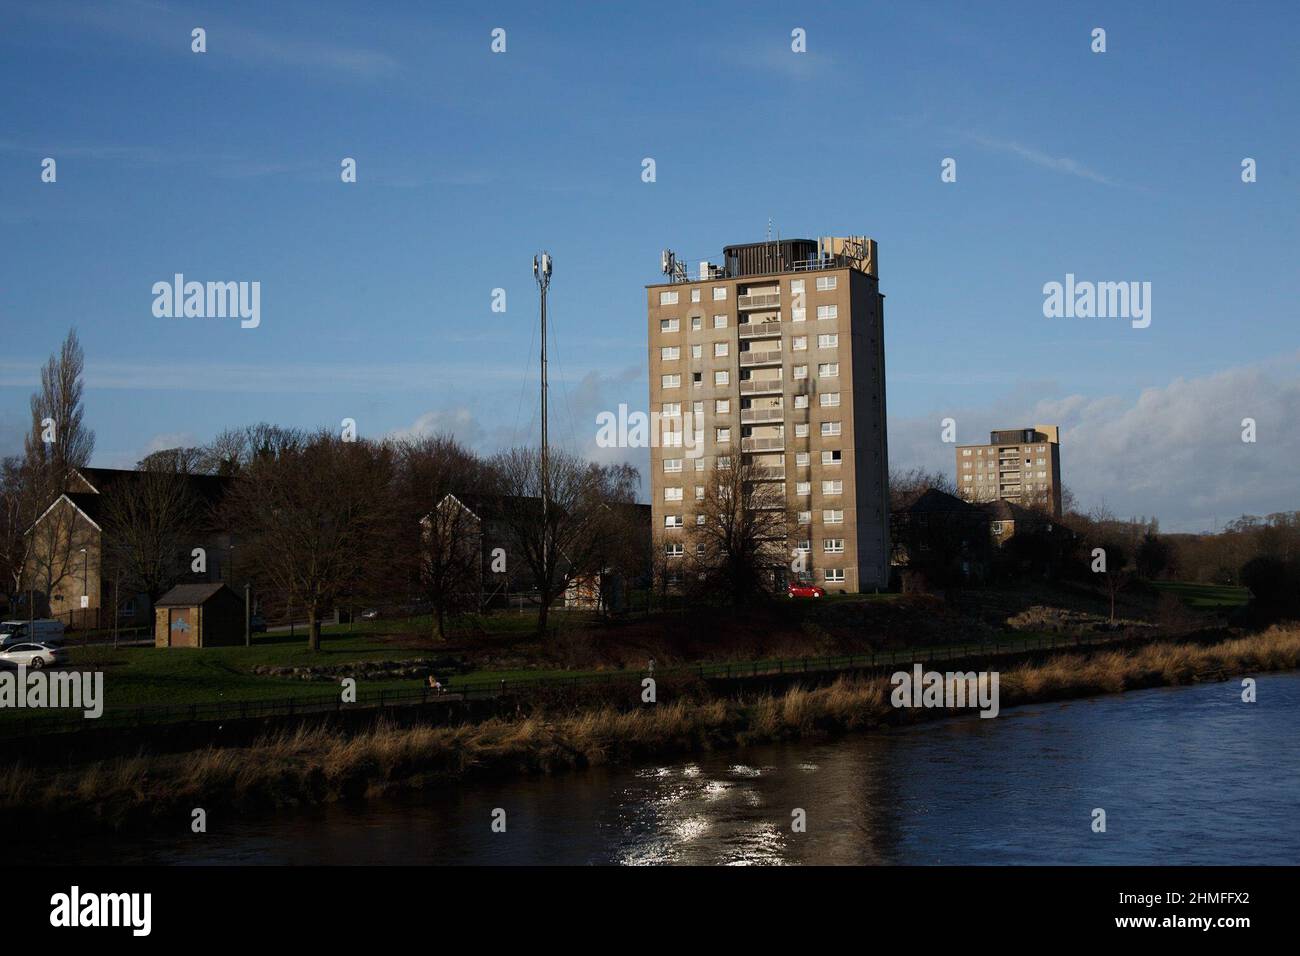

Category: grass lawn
[1151, 580, 1251, 609]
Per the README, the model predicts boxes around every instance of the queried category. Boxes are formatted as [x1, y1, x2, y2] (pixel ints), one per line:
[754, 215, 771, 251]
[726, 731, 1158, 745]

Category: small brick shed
[154, 583, 245, 648]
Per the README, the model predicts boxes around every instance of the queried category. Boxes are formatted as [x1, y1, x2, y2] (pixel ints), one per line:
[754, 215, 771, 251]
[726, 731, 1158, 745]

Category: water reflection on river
[48, 672, 1300, 865]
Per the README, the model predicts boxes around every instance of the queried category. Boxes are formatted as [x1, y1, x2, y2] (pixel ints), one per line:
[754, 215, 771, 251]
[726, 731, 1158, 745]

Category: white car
[0, 642, 67, 670]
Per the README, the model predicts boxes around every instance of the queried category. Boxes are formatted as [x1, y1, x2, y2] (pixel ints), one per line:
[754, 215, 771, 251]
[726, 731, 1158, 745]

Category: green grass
[1151, 580, 1250, 609]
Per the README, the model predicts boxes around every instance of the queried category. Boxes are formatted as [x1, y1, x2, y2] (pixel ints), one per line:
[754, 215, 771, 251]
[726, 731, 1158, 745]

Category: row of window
[662, 448, 843, 470]
[661, 420, 843, 441]
[961, 444, 1050, 456]
[658, 332, 839, 355]
[662, 502, 846, 525]
[664, 479, 843, 501]
[658, 276, 839, 309]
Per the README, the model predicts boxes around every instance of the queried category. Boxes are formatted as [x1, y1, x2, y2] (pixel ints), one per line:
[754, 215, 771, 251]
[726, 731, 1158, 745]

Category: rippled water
[49, 671, 1300, 865]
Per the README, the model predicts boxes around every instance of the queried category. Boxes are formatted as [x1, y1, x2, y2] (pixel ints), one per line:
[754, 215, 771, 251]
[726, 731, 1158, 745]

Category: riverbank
[4, 626, 1297, 833]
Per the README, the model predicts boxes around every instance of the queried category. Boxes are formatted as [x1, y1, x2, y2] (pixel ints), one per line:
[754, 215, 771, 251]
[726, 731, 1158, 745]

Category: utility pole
[533, 252, 553, 576]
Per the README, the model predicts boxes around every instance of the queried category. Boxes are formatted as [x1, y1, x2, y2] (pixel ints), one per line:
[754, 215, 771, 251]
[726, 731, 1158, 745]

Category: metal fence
[0, 628, 1145, 740]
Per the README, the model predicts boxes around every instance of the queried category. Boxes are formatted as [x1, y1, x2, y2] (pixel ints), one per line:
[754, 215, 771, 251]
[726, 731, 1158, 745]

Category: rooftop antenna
[533, 251, 553, 567]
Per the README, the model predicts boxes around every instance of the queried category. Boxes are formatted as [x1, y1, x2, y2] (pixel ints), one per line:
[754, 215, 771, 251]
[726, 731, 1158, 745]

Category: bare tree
[99, 464, 202, 607]
[24, 328, 95, 490]
[396, 435, 491, 641]
[687, 460, 793, 604]
[489, 447, 637, 636]
[15, 329, 96, 610]
[889, 466, 956, 511]
[224, 431, 397, 651]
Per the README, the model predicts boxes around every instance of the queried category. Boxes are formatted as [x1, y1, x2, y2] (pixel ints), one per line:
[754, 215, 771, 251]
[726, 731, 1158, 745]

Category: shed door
[170, 607, 195, 647]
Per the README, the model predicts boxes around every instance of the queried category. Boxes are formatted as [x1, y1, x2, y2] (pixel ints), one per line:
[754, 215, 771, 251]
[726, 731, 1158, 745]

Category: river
[42, 671, 1300, 865]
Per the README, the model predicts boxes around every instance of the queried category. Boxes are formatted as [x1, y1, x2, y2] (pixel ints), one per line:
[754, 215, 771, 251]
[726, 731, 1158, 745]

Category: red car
[787, 582, 826, 599]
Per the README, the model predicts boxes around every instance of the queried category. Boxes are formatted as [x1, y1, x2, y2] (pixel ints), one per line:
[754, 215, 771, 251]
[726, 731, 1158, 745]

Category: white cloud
[889, 354, 1300, 532]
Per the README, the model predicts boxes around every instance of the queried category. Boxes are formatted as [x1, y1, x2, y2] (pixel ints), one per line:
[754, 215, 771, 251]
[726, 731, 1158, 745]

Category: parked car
[787, 582, 826, 599]
[360, 608, 379, 621]
[249, 614, 267, 634]
[0, 619, 66, 647]
[0, 642, 67, 670]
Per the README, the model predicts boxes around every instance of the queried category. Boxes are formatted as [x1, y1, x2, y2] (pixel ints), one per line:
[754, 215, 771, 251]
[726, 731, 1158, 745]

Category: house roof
[74, 466, 232, 506]
[897, 487, 984, 516]
[155, 583, 237, 606]
[978, 499, 1041, 522]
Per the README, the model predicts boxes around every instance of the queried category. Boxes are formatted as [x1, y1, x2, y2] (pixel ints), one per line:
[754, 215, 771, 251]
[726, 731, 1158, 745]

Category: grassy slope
[0, 580, 1243, 724]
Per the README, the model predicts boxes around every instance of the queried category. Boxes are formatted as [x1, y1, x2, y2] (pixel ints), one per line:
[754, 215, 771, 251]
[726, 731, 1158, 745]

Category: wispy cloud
[967, 132, 1121, 187]
[25, 0, 400, 79]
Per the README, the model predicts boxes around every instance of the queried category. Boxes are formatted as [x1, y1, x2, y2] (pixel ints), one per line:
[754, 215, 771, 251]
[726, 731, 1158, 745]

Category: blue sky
[1, 0, 1297, 531]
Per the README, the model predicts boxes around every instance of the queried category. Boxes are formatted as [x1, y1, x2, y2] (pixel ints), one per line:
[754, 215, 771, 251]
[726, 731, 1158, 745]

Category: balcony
[738, 319, 783, 339]
[739, 349, 782, 367]
[737, 292, 781, 311]
[740, 378, 783, 395]
[741, 436, 785, 453]
[741, 407, 783, 424]
[748, 467, 786, 481]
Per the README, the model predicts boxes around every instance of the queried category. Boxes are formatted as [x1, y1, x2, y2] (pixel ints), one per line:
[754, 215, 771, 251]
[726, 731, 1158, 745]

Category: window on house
[793, 364, 808, 379]
[714, 342, 728, 357]
[713, 315, 727, 329]
[659, 291, 679, 305]
[664, 487, 683, 502]
[795, 539, 811, 552]
[662, 402, 681, 416]
[816, 304, 838, 320]
[661, 374, 680, 389]
[696, 514, 706, 525]
[794, 394, 809, 409]
[693, 372, 703, 387]
[665, 515, 683, 528]
[716, 427, 731, 443]
[818, 333, 838, 348]
[661, 346, 679, 361]
[695, 485, 705, 500]
[816, 276, 838, 291]
[715, 399, 730, 414]
[691, 289, 701, 302]
[818, 362, 838, 377]
[796, 481, 811, 495]
[795, 423, 809, 437]
[824, 568, 845, 582]
[663, 458, 683, 472]
[665, 543, 684, 557]
[797, 511, 812, 525]
[791, 308, 806, 322]
[823, 509, 844, 524]
[795, 452, 810, 466]
[821, 450, 841, 465]
[790, 279, 805, 293]
[823, 539, 844, 553]
[690, 343, 702, 359]
[696, 544, 706, 557]
[712, 287, 727, 300]
[819, 392, 840, 407]
[822, 480, 843, 495]
[691, 316, 702, 331]
[821, 421, 841, 436]
[660, 318, 679, 332]
[714, 370, 729, 386]
[792, 336, 808, 351]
